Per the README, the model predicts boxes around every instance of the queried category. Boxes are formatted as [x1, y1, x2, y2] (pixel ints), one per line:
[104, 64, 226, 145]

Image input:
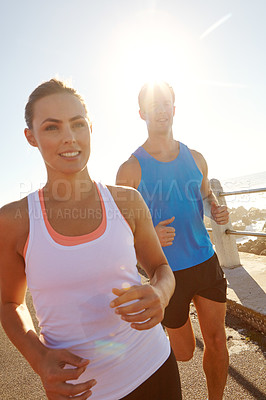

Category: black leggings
[119, 350, 182, 399]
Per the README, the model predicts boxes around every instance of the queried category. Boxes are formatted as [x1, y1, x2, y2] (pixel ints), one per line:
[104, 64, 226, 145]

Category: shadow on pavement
[195, 337, 266, 399]
[225, 265, 266, 313]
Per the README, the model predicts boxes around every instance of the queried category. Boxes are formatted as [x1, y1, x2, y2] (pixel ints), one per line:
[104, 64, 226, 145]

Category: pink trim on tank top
[38, 182, 107, 246]
[23, 235, 29, 260]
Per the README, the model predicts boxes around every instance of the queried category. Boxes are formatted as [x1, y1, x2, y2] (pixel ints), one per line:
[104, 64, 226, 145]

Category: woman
[0, 79, 182, 400]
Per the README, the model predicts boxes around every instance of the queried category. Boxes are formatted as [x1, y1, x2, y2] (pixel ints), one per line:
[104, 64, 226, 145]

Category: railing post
[210, 179, 241, 268]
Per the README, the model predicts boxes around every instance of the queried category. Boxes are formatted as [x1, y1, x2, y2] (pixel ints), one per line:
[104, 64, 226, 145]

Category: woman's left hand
[110, 285, 165, 330]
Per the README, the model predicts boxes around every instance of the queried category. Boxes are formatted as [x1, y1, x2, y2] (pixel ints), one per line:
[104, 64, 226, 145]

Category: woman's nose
[63, 126, 76, 143]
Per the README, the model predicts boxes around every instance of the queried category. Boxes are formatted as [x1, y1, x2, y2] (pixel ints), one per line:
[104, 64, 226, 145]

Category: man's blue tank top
[132, 142, 214, 271]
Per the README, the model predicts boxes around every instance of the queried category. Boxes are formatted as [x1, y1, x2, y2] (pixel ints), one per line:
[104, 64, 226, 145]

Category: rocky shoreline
[205, 206, 266, 256]
[230, 206, 266, 256]
[237, 238, 266, 256]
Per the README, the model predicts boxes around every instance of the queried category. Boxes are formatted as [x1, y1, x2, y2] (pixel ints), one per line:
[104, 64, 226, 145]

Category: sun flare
[105, 9, 199, 95]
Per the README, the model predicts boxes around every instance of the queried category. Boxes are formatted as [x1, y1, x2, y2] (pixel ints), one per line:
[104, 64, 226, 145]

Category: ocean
[219, 171, 266, 244]
[220, 170, 266, 211]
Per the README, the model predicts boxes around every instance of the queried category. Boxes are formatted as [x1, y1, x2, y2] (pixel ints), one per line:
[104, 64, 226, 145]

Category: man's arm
[191, 150, 229, 225]
[116, 156, 141, 189]
[109, 187, 175, 330]
[0, 203, 96, 399]
[116, 158, 176, 246]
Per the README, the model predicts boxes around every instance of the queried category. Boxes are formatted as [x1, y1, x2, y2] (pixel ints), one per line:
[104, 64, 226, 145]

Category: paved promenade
[224, 252, 266, 333]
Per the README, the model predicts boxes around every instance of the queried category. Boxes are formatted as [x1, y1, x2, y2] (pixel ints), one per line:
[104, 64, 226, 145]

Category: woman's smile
[59, 150, 81, 159]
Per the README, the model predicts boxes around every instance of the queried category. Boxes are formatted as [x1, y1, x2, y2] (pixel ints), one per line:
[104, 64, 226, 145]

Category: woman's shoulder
[107, 184, 142, 205]
[106, 184, 149, 228]
[0, 197, 29, 244]
[0, 196, 28, 219]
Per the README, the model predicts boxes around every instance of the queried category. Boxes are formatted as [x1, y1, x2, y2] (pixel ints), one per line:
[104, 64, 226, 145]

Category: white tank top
[24, 182, 170, 400]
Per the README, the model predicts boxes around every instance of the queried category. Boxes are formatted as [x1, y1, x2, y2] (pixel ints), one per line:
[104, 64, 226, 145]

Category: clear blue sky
[1, 0, 265, 206]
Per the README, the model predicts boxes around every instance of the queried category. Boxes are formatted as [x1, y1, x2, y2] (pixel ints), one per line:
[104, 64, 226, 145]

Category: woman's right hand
[39, 348, 96, 399]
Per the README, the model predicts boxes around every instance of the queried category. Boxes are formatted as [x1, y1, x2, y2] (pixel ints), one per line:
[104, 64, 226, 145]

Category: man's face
[140, 86, 175, 134]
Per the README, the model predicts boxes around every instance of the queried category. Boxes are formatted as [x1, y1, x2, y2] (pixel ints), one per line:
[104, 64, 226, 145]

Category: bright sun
[91, 7, 238, 184]
[105, 9, 199, 96]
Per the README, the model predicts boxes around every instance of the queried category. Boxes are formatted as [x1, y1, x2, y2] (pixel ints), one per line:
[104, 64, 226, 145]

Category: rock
[256, 238, 266, 248]
[242, 214, 252, 225]
[236, 206, 248, 216]
[232, 222, 246, 231]
[237, 238, 266, 255]
[248, 207, 261, 220]
[257, 239, 266, 252]
[246, 239, 266, 255]
[261, 209, 266, 219]
[239, 241, 253, 252]
[250, 246, 262, 255]
[249, 208, 266, 221]
[230, 206, 248, 222]
[260, 249, 266, 256]
[238, 244, 247, 252]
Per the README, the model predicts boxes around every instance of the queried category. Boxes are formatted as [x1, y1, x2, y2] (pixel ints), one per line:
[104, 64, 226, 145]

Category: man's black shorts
[162, 253, 227, 329]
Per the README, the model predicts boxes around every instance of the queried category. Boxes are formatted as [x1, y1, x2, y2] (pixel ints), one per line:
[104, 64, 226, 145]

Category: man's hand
[155, 217, 175, 247]
[211, 202, 229, 225]
[110, 285, 166, 331]
[39, 348, 96, 400]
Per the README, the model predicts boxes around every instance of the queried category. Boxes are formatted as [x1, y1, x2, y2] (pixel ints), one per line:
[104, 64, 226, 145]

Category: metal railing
[206, 228, 266, 238]
[209, 186, 266, 239]
[225, 229, 266, 238]
[219, 187, 266, 197]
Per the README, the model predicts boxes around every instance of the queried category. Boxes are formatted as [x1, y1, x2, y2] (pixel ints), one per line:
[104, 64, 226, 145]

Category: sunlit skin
[139, 85, 175, 138]
[116, 81, 229, 400]
[0, 90, 175, 400]
[25, 93, 92, 190]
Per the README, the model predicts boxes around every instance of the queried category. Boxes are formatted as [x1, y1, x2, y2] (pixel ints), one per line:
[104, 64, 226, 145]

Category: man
[116, 81, 229, 400]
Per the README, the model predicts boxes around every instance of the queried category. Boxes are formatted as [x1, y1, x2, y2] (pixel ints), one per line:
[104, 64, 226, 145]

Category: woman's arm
[0, 203, 96, 399]
[109, 188, 175, 330]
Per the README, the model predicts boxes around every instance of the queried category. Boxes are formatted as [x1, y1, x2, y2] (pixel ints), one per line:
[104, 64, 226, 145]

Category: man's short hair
[138, 81, 175, 111]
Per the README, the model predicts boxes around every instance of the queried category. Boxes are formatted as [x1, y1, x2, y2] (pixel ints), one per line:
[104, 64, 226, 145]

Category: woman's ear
[24, 128, 38, 147]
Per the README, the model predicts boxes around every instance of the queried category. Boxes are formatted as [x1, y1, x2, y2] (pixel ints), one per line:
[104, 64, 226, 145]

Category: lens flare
[122, 282, 131, 289]
[95, 340, 126, 356]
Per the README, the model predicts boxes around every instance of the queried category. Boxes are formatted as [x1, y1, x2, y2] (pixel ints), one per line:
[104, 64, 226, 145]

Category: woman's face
[25, 92, 91, 177]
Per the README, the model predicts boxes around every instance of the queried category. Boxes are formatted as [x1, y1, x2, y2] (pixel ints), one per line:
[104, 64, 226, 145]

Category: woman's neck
[43, 168, 94, 202]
